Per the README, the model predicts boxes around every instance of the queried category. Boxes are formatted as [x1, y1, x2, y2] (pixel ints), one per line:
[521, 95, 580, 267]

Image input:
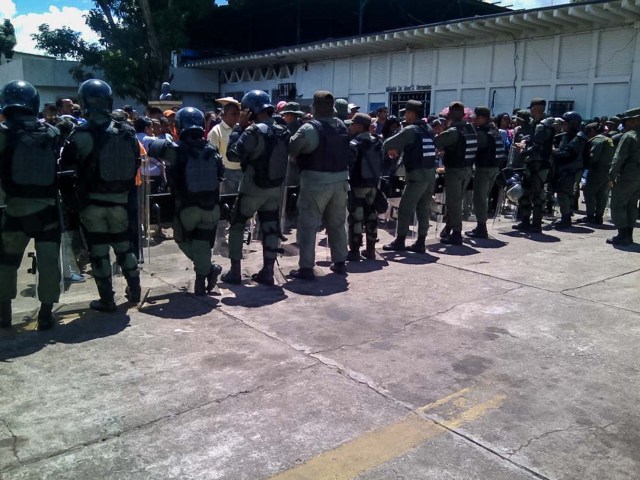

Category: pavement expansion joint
[0, 418, 20, 464]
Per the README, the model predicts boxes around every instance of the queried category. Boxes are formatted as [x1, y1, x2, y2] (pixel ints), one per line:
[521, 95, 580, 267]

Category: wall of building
[218, 25, 639, 118]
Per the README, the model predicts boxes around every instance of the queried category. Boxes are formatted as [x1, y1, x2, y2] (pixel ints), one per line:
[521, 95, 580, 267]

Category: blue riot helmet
[175, 107, 205, 138]
[241, 90, 274, 116]
[78, 79, 113, 115]
[0, 80, 40, 117]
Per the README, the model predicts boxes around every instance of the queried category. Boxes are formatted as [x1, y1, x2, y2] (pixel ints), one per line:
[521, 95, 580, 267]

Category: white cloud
[10, 5, 100, 55]
[0, 0, 16, 19]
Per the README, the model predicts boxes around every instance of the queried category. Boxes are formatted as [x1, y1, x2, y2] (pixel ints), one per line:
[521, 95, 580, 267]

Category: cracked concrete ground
[1, 213, 639, 480]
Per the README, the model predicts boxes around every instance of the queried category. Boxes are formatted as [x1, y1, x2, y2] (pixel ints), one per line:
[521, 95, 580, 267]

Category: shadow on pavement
[612, 243, 640, 253]
[549, 225, 594, 234]
[463, 237, 508, 249]
[427, 243, 480, 256]
[283, 273, 349, 297]
[140, 292, 218, 319]
[345, 258, 389, 273]
[221, 284, 288, 308]
[500, 230, 561, 243]
[378, 251, 439, 264]
[0, 307, 130, 361]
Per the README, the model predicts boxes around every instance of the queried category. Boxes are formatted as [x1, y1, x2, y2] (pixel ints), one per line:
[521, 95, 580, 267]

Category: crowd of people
[1, 78, 639, 331]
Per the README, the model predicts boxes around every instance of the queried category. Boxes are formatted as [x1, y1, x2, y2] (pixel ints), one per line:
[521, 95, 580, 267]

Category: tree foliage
[32, 0, 213, 104]
[0, 19, 16, 63]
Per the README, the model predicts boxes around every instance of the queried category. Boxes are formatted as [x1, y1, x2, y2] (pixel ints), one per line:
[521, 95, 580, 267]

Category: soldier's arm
[227, 126, 260, 164]
[588, 139, 604, 168]
[59, 130, 92, 171]
[382, 127, 414, 155]
[476, 130, 489, 149]
[288, 122, 318, 157]
[609, 134, 631, 180]
[434, 127, 458, 149]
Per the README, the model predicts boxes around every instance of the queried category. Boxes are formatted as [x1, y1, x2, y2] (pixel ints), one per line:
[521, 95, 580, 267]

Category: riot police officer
[60, 79, 141, 312]
[149, 107, 225, 294]
[0, 80, 61, 330]
[466, 106, 506, 238]
[347, 113, 384, 260]
[550, 111, 587, 229]
[222, 90, 290, 286]
[513, 99, 555, 234]
[435, 101, 478, 245]
[382, 99, 437, 253]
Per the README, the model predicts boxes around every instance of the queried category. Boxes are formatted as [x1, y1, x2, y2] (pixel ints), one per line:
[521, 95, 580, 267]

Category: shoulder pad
[541, 118, 555, 128]
[576, 131, 588, 140]
[250, 123, 268, 135]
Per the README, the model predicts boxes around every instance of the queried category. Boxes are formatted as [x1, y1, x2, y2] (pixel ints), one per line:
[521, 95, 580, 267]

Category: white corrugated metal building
[184, 0, 640, 119]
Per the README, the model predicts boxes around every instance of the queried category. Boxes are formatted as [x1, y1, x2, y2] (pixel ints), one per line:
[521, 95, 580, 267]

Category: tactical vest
[252, 123, 291, 189]
[0, 122, 58, 198]
[349, 135, 383, 188]
[298, 119, 350, 173]
[404, 123, 437, 172]
[476, 125, 507, 168]
[443, 123, 477, 169]
[176, 141, 222, 209]
[531, 118, 555, 163]
[84, 120, 139, 194]
[589, 135, 615, 172]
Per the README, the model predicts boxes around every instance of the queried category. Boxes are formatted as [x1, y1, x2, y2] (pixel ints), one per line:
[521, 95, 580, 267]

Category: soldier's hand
[388, 149, 399, 159]
[238, 109, 252, 129]
[514, 142, 526, 152]
[608, 180, 614, 188]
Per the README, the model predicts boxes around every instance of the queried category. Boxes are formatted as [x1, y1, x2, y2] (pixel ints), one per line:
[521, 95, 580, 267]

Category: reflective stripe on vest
[422, 136, 436, 161]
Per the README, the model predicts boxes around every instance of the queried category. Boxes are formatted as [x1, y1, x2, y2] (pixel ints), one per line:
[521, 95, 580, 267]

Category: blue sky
[4, 0, 563, 55]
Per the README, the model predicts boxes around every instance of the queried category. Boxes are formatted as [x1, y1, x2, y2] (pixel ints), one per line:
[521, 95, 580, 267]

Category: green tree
[0, 19, 16, 63]
[32, 0, 213, 105]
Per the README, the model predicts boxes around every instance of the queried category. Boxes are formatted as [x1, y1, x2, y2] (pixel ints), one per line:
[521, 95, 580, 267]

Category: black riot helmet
[0, 80, 40, 117]
[562, 111, 582, 130]
[175, 107, 205, 138]
[241, 90, 274, 116]
[78, 79, 113, 115]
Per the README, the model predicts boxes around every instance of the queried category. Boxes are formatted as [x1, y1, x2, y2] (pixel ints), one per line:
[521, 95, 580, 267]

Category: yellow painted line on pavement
[270, 388, 506, 480]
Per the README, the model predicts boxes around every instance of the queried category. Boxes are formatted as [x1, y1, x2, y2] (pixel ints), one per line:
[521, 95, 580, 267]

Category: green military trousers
[520, 166, 550, 225]
[228, 185, 281, 263]
[583, 170, 610, 219]
[176, 205, 220, 275]
[444, 167, 472, 233]
[297, 180, 349, 269]
[397, 167, 436, 237]
[472, 167, 499, 224]
[554, 168, 581, 217]
[348, 186, 378, 251]
[610, 176, 640, 229]
[80, 204, 139, 293]
[0, 208, 60, 304]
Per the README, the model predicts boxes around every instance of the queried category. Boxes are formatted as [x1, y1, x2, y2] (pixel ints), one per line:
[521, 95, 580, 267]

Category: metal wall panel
[558, 33, 592, 80]
[596, 28, 635, 78]
[523, 38, 554, 81]
[463, 46, 489, 84]
[492, 42, 516, 82]
[520, 85, 551, 107]
[391, 52, 409, 86]
[555, 84, 588, 115]
[437, 48, 462, 85]
[369, 55, 389, 90]
[433, 89, 457, 114]
[350, 58, 369, 93]
[333, 59, 351, 96]
[489, 87, 516, 117]
[592, 83, 630, 116]
[412, 50, 434, 85]
[461, 88, 486, 109]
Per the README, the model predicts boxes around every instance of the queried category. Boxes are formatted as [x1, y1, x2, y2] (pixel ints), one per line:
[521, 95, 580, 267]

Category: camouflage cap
[621, 107, 640, 120]
[515, 110, 531, 122]
[350, 112, 371, 128]
[313, 90, 334, 106]
[280, 101, 304, 117]
[585, 122, 599, 131]
[474, 106, 491, 118]
[529, 98, 546, 109]
[334, 98, 349, 117]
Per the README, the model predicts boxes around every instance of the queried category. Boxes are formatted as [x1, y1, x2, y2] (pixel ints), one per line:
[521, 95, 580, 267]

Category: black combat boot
[512, 219, 531, 232]
[289, 267, 315, 280]
[37, 303, 55, 331]
[627, 227, 634, 244]
[252, 260, 276, 286]
[90, 287, 117, 313]
[530, 209, 543, 234]
[593, 215, 604, 225]
[442, 230, 463, 245]
[125, 276, 141, 303]
[347, 249, 362, 261]
[553, 215, 572, 229]
[194, 274, 207, 296]
[222, 260, 242, 284]
[0, 301, 12, 329]
[382, 236, 406, 251]
[207, 264, 223, 292]
[361, 242, 376, 260]
[329, 261, 347, 275]
[606, 229, 631, 246]
[465, 223, 488, 239]
[439, 225, 451, 240]
[407, 235, 427, 253]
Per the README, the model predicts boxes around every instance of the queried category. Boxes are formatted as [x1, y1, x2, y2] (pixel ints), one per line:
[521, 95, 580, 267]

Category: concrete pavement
[1, 211, 639, 479]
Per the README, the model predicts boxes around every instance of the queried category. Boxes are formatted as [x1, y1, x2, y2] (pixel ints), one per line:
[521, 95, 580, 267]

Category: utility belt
[1, 205, 60, 241]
